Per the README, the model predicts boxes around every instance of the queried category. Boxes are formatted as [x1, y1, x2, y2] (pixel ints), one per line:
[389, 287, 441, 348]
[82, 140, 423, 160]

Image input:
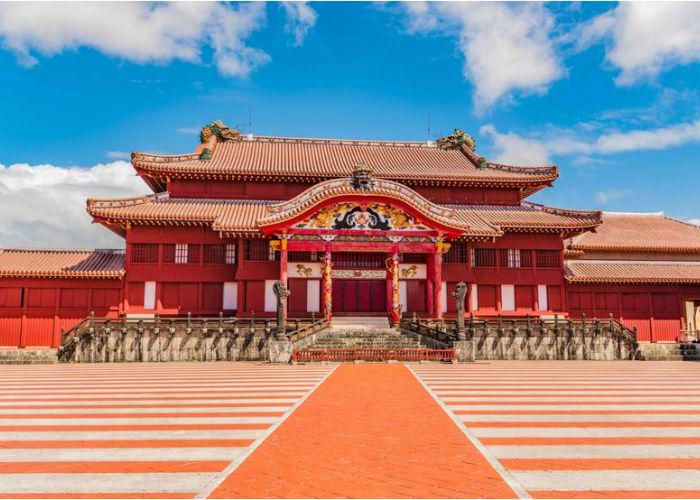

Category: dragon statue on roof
[200, 120, 243, 144]
[436, 128, 476, 151]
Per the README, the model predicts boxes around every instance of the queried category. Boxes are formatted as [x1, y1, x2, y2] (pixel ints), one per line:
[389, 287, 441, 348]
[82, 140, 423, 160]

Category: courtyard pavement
[0, 360, 698, 498]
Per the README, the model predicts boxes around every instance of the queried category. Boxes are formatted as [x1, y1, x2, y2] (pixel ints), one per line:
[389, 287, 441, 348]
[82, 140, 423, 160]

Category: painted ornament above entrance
[294, 202, 432, 232]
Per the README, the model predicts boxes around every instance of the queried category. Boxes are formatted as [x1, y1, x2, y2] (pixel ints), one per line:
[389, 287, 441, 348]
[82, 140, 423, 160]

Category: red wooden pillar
[389, 249, 400, 326]
[279, 237, 288, 287]
[322, 247, 333, 323]
[434, 243, 445, 319]
[51, 289, 61, 348]
[19, 287, 27, 348]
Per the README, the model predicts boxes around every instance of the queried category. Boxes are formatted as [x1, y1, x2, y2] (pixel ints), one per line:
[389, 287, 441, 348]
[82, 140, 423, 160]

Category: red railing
[291, 348, 455, 362]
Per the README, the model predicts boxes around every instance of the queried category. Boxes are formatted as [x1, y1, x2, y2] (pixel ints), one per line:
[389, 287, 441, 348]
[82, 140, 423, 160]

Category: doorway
[332, 279, 387, 314]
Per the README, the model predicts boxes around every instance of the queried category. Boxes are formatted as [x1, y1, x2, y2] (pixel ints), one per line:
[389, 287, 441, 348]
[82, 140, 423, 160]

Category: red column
[434, 244, 444, 319]
[279, 238, 288, 286]
[322, 248, 333, 323]
[389, 250, 400, 326]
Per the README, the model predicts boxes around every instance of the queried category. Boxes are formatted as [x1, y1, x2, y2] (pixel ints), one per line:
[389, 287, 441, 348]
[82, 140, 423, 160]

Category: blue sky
[0, 2, 699, 247]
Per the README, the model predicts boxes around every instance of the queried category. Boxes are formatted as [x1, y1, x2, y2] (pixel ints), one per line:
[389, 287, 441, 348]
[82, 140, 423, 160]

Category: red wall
[0, 278, 122, 348]
[566, 283, 700, 342]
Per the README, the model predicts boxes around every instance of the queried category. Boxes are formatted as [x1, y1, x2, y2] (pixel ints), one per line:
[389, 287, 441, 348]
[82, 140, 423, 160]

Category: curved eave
[569, 244, 700, 254]
[131, 162, 558, 191]
[566, 275, 700, 285]
[0, 270, 124, 280]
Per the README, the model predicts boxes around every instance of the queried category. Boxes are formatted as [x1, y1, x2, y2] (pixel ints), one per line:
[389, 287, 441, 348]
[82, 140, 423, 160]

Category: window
[288, 251, 313, 261]
[500, 249, 521, 268]
[444, 243, 467, 263]
[521, 250, 533, 268]
[400, 253, 427, 264]
[536, 250, 560, 268]
[175, 244, 188, 264]
[334, 252, 385, 269]
[245, 239, 276, 261]
[225, 244, 236, 264]
[131, 244, 158, 263]
[162, 244, 176, 263]
[204, 244, 226, 264]
[187, 245, 200, 264]
[471, 248, 496, 268]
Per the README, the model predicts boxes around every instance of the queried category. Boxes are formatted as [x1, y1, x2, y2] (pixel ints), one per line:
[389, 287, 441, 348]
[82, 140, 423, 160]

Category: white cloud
[578, 3, 700, 85]
[595, 188, 630, 205]
[176, 126, 201, 135]
[0, 2, 269, 77]
[481, 119, 700, 164]
[688, 218, 700, 227]
[403, 2, 562, 110]
[281, 2, 318, 47]
[0, 161, 146, 248]
[479, 124, 551, 165]
[106, 151, 129, 160]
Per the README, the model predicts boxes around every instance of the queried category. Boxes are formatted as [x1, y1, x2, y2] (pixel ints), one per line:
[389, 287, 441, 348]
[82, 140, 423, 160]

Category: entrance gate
[332, 279, 386, 314]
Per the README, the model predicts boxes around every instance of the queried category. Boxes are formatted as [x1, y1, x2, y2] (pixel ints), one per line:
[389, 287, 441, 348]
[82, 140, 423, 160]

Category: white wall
[501, 284, 515, 311]
[441, 281, 447, 314]
[144, 281, 156, 310]
[223, 282, 238, 310]
[399, 281, 408, 313]
[264, 280, 276, 313]
[471, 284, 478, 311]
[307, 280, 320, 313]
[537, 285, 548, 311]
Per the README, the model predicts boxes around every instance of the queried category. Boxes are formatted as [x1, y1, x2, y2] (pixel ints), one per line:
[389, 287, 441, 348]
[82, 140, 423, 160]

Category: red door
[406, 281, 426, 313]
[332, 280, 387, 313]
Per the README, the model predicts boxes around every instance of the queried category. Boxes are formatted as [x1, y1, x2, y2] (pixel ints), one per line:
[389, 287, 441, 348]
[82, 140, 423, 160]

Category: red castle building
[1, 123, 699, 348]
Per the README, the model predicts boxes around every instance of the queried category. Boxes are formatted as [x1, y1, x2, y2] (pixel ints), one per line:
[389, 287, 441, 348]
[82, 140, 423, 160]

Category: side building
[0, 124, 698, 347]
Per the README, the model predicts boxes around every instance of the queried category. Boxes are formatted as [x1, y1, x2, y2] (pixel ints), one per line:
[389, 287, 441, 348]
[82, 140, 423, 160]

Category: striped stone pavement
[0, 362, 334, 498]
[411, 360, 700, 499]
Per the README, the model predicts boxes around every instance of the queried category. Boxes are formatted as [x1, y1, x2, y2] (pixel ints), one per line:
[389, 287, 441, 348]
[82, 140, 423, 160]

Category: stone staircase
[0, 349, 58, 364]
[298, 316, 448, 351]
[638, 342, 700, 361]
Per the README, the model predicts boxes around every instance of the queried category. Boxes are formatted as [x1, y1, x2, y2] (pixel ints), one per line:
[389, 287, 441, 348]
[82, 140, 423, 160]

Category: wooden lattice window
[521, 250, 533, 268]
[471, 248, 496, 268]
[162, 244, 176, 263]
[187, 245, 200, 264]
[175, 244, 188, 264]
[499, 249, 521, 268]
[401, 253, 427, 264]
[225, 244, 236, 264]
[245, 239, 278, 261]
[131, 244, 158, 264]
[204, 244, 226, 264]
[443, 243, 467, 263]
[288, 251, 313, 261]
[536, 249, 560, 268]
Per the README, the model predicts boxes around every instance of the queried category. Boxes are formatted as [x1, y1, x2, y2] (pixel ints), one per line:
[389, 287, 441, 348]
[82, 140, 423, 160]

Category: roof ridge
[249, 135, 436, 148]
[0, 246, 124, 254]
[603, 211, 665, 216]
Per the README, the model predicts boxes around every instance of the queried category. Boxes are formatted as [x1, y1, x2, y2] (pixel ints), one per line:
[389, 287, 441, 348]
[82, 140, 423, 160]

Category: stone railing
[58, 312, 325, 363]
[400, 314, 638, 361]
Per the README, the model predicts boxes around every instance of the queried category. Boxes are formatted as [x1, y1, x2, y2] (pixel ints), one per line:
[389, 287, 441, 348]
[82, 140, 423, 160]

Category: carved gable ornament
[436, 128, 476, 151]
[351, 162, 373, 191]
[200, 121, 243, 144]
[294, 202, 432, 232]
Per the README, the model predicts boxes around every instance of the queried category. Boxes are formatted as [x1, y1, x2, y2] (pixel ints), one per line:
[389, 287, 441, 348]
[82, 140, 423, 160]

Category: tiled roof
[0, 248, 124, 279]
[450, 202, 602, 234]
[566, 260, 700, 284]
[131, 135, 558, 190]
[88, 192, 600, 238]
[568, 212, 700, 253]
[259, 177, 499, 236]
[87, 194, 269, 235]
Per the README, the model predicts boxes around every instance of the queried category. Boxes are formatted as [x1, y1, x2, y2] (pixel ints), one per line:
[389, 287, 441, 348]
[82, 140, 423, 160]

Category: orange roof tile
[88, 193, 600, 238]
[568, 212, 700, 253]
[451, 202, 602, 234]
[0, 248, 124, 279]
[131, 135, 558, 191]
[566, 260, 700, 284]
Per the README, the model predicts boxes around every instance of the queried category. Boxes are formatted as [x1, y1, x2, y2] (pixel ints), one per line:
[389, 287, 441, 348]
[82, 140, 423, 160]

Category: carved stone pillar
[321, 249, 333, 323]
[272, 281, 291, 340]
[453, 281, 468, 341]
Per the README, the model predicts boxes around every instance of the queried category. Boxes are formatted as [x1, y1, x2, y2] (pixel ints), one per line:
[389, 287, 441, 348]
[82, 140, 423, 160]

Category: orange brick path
[209, 364, 517, 499]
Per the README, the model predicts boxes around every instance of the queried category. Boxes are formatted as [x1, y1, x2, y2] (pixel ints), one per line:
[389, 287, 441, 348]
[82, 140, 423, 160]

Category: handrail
[287, 316, 329, 344]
